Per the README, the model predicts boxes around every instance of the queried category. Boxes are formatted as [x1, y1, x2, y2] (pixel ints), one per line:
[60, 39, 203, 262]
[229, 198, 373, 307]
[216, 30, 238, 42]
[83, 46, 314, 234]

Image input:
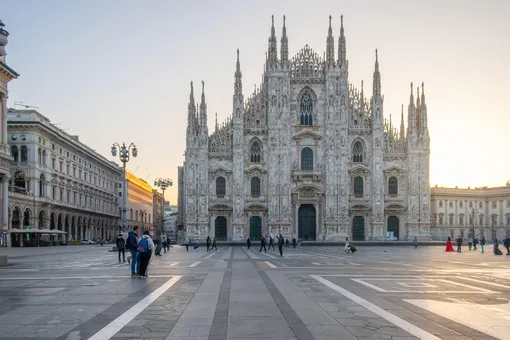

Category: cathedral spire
[199, 81, 207, 134]
[187, 81, 197, 135]
[416, 85, 421, 130]
[407, 82, 416, 137]
[337, 15, 347, 67]
[373, 49, 381, 98]
[233, 49, 244, 116]
[420, 82, 429, 133]
[400, 104, 405, 140]
[234, 49, 242, 97]
[215, 113, 218, 132]
[268, 15, 278, 69]
[326, 15, 335, 68]
[280, 15, 288, 67]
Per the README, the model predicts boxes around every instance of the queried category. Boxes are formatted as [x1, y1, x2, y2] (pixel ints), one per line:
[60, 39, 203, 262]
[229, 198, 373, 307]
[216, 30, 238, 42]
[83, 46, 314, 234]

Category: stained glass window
[300, 92, 313, 126]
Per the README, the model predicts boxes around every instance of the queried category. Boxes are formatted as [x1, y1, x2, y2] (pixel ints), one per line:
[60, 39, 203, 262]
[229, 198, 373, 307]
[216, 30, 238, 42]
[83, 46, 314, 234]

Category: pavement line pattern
[169, 262, 179, 266]
[189, 261, 201, 267]
[241, 247, 260, 259]
[264, 261, 277, 268]
[262, 252, 277, 259]
[312, 275, 441, 340]
[87, 276, 182, 340]
[458, 276, 510, 289]
[311, 262, 322, 265]
[204, 252, 215, 259]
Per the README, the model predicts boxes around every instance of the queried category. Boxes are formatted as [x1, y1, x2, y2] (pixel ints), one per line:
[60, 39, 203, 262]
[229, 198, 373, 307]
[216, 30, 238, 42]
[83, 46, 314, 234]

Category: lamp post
[154, 178, 173, 236]
[111, 142, 137, 233]
[469, 209, 475, 238]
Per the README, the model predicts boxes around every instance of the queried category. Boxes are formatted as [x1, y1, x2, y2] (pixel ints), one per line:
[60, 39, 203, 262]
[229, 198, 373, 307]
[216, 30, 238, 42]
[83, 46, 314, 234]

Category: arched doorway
[352, 216, 365, 241]
[11, 207, 21, 247]
[298, 204, 316, 241]
[249, 216, 262, 240]
[215, 216, 227, 240]
[387, 216, 399, 240]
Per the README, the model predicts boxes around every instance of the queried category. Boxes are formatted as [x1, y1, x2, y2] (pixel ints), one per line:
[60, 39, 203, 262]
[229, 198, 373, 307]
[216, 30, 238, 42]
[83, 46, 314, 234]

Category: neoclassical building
[430, 183, 510, 241]
[7, 109, 122, 246]
[180, 16, 431, 241]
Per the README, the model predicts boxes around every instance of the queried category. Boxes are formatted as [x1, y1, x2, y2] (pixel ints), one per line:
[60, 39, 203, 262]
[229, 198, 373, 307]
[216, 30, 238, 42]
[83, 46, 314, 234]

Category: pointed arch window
[352, 141, 363, 162]
[300, 91, 313, 126]
[11, 146, 18, 162]
[354, 176, 364, 197]
[216, 177, 226, 197]
[301, 147, 313, 170]
[388, 176, 398, 195]
[251, 177, 261, 197]
[250, 141, 261, 163]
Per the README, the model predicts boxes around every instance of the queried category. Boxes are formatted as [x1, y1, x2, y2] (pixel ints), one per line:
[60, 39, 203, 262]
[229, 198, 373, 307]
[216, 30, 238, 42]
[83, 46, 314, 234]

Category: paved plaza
[0, 245, 509, 340]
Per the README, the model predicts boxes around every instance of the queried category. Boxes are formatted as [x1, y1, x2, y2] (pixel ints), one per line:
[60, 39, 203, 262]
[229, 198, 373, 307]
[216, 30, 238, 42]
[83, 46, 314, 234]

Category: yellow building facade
[122, 170, 153, 234]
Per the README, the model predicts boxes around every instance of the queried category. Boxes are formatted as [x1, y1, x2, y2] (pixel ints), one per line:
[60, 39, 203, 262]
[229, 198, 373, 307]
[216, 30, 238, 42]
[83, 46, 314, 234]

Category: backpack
[117, 237, 125, 249]
[137, 237, 150, 253]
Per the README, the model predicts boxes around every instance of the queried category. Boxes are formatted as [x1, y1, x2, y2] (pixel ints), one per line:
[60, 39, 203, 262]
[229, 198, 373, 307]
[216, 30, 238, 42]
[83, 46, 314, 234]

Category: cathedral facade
[180, 16, 431, 242]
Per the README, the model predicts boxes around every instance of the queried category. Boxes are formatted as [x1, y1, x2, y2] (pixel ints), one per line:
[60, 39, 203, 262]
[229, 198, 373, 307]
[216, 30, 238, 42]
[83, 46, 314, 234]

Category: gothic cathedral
[179, 15, 431, 242]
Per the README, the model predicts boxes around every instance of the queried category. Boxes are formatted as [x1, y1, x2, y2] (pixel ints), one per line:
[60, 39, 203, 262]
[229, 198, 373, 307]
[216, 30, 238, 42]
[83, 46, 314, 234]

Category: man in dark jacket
[126, 226, 139, 277]
[259, 236, 266, 253]
[116, 233, 126, 263]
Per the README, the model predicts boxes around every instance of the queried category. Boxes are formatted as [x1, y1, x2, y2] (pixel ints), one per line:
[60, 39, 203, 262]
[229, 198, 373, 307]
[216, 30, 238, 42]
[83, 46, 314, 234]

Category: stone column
[2, 175, 9, 246]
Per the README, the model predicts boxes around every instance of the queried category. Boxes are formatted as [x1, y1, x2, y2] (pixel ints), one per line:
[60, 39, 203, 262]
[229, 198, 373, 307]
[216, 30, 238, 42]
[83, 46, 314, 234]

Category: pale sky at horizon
[2, 0, 509, 203]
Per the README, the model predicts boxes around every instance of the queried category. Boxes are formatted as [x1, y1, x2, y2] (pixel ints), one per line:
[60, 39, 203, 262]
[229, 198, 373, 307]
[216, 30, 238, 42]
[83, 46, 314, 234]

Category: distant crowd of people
[445, 234, 510, 256]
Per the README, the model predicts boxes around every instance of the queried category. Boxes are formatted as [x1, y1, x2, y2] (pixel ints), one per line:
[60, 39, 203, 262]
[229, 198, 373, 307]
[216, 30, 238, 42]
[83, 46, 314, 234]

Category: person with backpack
[185, 238, 190, 251]
[206, 236, 211, 252]
[116, 233, 126, 263]
[137, 230, 155, 278]
[126, 226, 139, 277]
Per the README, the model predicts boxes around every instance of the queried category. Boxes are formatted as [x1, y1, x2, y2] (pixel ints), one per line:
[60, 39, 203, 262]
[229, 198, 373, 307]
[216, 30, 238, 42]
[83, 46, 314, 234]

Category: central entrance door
[215, 216, 227, 240]
[352, 216, 365, 241]
[249, 216, 262, 240]
[387, 216, 399, 240]
[298, 204, 316, 241]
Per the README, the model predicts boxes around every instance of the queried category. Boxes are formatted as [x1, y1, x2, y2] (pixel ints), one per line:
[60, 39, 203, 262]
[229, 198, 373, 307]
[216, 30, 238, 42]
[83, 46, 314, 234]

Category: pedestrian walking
[292, 237, 296, 248]
[344, 237, 350, 253]
[194, 239, 199, 249]
[206, 236, 211, 252]
[116, 233, 126, 263]
[445, 237, 455, 252]
[155, 236, 162, 256]
[126, 226, 140, 277]
[211, 237, 218, 250]
[473, 237, 478, 251]
[467, 235, 473, 251]
[413, 236, 418, 249]
[456, 235, 463, 253]
[494, 239, 503, 255]
[162, 238, 167, 253]
[278, 234, 284, 256]
[504, 235, 510, 255]
[247, 237, 251, 249]
[285, 238, 289, 248]
[259, 236, 267, 253]
[480, 236, 486, 253]
[137, 230, 155, 278]
[269, 236, 275, 250]
[185, 238, 190, 251]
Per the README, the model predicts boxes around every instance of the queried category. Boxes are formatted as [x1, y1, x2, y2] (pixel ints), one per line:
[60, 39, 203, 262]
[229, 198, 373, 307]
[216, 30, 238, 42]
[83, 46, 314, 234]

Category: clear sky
[2, 0, 509, 203]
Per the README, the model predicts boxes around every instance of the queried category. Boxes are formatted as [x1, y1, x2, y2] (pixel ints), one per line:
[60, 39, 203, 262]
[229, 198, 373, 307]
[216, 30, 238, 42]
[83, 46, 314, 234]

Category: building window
[354, 176, 363, 197]
[74, 192, 77, 203]
[459, 215, 464, 225]
[39, 174, 45, 197]
[11, 146, 18, 162]
[439, 200, 443, 207]
[388, 177, 398, 195]
[479, 215, 483, 226]
[66, 164, 70, 174]
[469, 216, 473, 226]
[59, 162, 63, 172]
[20, 146, 28, 162]
[130, 209, 133, 220]
[59, 148, 62, 154]
[300, 147, 313, 170]
[52, 186, 56, 200]
[492, 201, 497, 208]
[73, 167, 76, 177]
[38, 148, 42, 164]
[507, 216, 510, 225]
[299, 91, 313, 126]
[251, 177, 261, 197]
[449, 201, 453, 208]
[52, 144, 55, 150]
[439, 216, 443, 225]
[52, 158, 56, 169]
[250, 141, 261, 163]
[216, 177, 226, 197]
[460, 201, 463, 208]
[449, 215, 453, 225]
[67, 190, 70, 202]
[479, 201, 483, 209]
[469, 201, 473, 208]
[352, 141, 363, 163]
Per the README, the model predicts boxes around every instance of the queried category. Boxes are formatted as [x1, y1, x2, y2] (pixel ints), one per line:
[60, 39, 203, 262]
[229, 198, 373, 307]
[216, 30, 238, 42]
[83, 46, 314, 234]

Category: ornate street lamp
[111, 142, 137, 232]
[154, 178, 173, 235]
